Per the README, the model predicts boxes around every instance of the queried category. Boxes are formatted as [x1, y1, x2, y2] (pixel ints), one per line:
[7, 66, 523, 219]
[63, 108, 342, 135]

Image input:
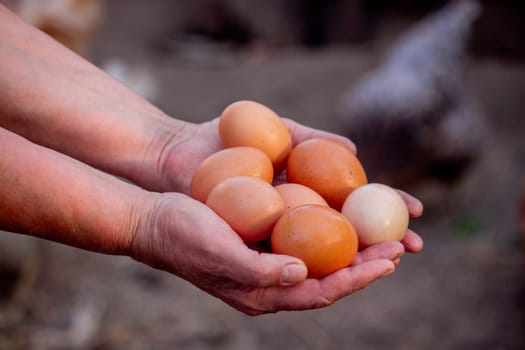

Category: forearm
[0, 126, 155, 254]
[0, 5, 185, 190]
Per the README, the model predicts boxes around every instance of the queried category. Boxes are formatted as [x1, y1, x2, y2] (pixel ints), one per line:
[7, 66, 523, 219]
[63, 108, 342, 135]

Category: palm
[158, 116, 423, 253]
[131, 193, 404, 315]
[160, 118, 223, 194]
[132, 118, 424, 314]
[159, 117, 356, 194]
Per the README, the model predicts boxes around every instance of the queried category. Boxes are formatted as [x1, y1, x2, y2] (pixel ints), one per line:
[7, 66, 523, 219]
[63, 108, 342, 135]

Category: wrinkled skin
[131, 118, 423, 315]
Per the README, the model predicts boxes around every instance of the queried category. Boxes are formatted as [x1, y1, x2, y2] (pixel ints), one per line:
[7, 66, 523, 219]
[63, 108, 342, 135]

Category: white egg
[341, 183, 409, 248]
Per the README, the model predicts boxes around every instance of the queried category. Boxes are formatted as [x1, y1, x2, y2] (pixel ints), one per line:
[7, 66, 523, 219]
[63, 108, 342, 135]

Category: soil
[1, 1, 525, 349]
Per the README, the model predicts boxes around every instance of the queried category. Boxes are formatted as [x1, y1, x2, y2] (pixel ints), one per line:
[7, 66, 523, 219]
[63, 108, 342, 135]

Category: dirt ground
[1, 1, 525, 349]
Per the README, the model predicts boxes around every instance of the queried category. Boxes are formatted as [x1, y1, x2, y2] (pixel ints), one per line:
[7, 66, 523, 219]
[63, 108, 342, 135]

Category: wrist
[128, 115, 191, 192]
[127, 192, 187, 267]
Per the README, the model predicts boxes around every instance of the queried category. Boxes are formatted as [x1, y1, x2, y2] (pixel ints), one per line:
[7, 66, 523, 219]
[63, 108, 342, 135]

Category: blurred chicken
[338, 0, 486, 189]
[6, 0, 103, 56]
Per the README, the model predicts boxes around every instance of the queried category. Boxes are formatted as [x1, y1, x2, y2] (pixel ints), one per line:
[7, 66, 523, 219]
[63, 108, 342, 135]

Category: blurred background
[1, 0, 525, 349]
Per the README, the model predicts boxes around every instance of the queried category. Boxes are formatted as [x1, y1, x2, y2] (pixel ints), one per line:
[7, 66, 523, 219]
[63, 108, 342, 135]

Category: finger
[352, 240, 404, 265]
[401, 229, 424, 253]
[258, 259, 395, 312]
[396, 190, 424, 218]
[393, 258, 401, 266]
[182, 220, 308, 315]
[194, 203, 308, 288]
[224, 248, 308, 288]
[282, 118, 357, 154]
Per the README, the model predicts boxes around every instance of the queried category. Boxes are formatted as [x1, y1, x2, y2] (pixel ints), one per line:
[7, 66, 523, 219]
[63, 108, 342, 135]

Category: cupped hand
[159, 117, 356, 195]
[130, 192, 405, 315]
[135, 117, 424, 314]
[158, 117, 424, 254]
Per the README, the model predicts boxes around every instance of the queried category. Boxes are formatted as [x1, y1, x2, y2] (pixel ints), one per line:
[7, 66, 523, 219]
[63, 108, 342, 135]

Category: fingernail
[395, 251, 405, 260]
[381, 267, 395, 278]
[281, 263, 308, 285]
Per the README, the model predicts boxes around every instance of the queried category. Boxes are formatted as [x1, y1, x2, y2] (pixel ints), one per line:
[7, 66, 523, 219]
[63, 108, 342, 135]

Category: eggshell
[219, 100, 292, 169]
[286, 138, 367, 210]
[191, 147, 273, 203]
[274, 183, 328, 210]
[206, 176, 285, 243]
[341, 183, 409, 248]
[271, 205, 358, 278]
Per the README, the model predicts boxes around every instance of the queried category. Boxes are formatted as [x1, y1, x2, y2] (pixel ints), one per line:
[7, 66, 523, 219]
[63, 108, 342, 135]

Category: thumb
[226, 248, 308, 288]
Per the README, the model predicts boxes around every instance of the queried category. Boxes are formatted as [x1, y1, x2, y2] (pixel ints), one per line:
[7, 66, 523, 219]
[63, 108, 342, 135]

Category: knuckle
[309, 295, 335, 309]
[238, 289, 276, 316]
[248, 262, 277, 287]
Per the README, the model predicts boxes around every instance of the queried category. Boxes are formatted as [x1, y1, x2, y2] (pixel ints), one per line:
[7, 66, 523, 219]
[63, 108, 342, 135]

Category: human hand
[132, 118, 423, 314]
[157, 117, 424, 254]
[283, 119, 424, 255]
[157, 117, 359, 195]
[130, 192, 406, 315]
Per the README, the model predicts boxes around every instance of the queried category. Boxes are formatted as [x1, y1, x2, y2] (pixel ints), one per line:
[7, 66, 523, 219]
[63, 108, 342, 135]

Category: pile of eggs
[191, 100, 409, 278]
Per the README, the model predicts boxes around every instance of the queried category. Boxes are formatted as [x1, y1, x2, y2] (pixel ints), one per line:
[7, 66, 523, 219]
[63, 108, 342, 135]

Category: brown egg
[271, 205, 358, 278]
[219, 100, 292, 169]
[191, 147, 273, 203]
[206, 176, 285, 243]
[286, 138, 368, 210]
[341, 183, 409, 248]
[274, 183, 328, 210]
